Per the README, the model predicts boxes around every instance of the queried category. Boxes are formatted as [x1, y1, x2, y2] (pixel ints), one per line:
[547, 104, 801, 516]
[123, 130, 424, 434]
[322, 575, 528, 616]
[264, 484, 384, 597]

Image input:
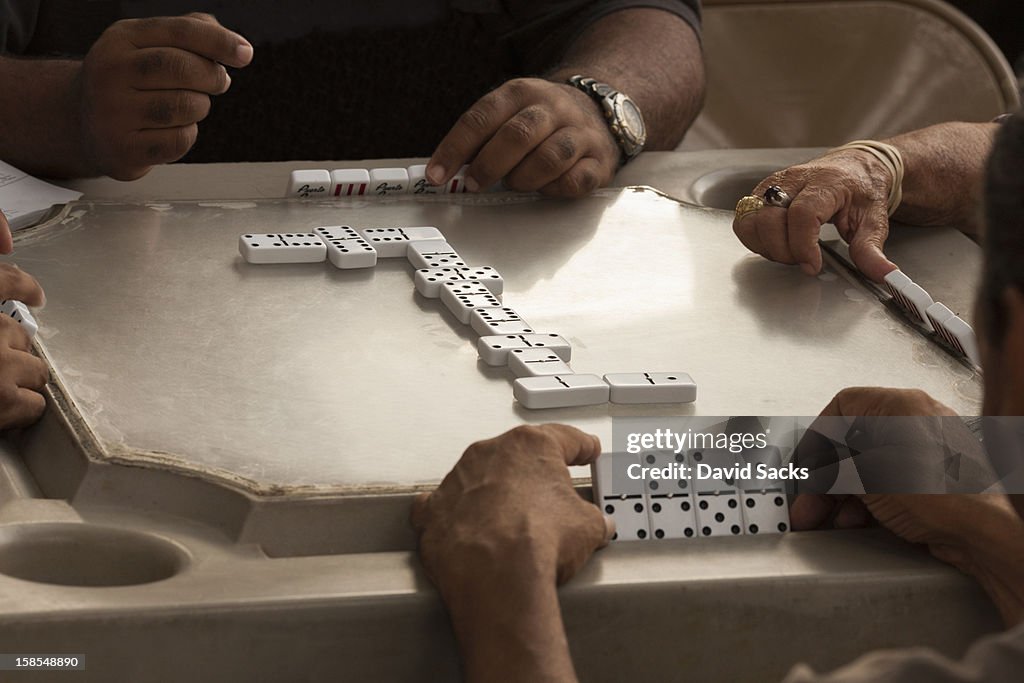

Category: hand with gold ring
[731, 149, 899, 282]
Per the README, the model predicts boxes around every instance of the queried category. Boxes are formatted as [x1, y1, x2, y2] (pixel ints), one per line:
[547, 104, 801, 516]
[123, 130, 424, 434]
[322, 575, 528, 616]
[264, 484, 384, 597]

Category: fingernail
[426, 164, 445, 185]
[464, 176, 480, 193]
[224, 72, 232, 89]
[236, 43, 254, 65]
[801, 263, 818, 276]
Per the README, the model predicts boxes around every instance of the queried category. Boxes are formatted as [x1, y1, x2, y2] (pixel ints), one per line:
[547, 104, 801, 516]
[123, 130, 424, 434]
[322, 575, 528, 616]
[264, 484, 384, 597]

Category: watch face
[619, 99, 645, 140]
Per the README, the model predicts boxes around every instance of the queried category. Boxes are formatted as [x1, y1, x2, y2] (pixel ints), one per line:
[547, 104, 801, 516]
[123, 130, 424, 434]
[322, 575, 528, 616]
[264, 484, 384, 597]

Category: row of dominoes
[1, 300, 37, 339]
[237, 224, 701, 409]
[287, 165, 472, 199]
[407, 238, 699, 409]
[592, 450, 790, 542]
[883, 270, 980, 367]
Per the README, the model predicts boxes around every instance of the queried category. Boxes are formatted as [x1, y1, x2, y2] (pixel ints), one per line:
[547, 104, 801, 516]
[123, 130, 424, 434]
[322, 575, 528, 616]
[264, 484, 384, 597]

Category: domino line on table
[237, 223, 699, 409]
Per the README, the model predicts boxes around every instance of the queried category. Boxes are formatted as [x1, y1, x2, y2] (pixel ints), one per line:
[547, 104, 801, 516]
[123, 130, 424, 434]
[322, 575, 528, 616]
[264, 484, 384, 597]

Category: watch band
[567, 75, 646, 164]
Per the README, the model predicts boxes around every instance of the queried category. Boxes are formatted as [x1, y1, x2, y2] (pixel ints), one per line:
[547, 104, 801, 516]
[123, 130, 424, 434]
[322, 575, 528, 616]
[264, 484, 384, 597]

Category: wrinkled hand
[0, 265, 48, 429]
[427, 78, 620, 198]
[77, 13, 253, 180]
[411, 424, 613, 599]
[733, 149, 898, 282]
[792, 387, 1018, 575]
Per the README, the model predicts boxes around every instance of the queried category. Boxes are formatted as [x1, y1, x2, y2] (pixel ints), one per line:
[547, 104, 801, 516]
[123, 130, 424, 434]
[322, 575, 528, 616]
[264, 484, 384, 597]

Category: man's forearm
[886, 122, 998, 234]
[547, 8, 705, 150]
[0, 56, 90, 178]
[445, 562, 578, 683]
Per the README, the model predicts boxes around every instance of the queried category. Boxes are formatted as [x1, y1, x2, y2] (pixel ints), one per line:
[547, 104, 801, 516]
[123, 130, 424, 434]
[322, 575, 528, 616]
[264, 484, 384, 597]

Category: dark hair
[982, 112, 1024, 345]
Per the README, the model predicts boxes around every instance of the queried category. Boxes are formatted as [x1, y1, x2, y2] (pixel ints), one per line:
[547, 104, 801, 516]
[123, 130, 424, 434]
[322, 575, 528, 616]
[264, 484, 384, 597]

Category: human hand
[0, 210, 12, 255]
[77, 13, 253, 180]
[412, 424, 612, 595]
[412, 424, 612, 683]
[792, 388, 1024, 590]
[733, 149, 898, 282]
[0, 264, 48, 429]
[426, 78, 620, 198]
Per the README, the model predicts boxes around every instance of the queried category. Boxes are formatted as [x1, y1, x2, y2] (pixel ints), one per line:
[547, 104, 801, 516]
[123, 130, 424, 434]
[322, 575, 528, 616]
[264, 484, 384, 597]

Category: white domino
[368, 168, 410, 196]
[313, 226, 377, 269]
[413, 267, 502, 298]
[440, 282, 501, 323]
[926, 302, 956, 346]
[604, 372, 697, 404]
[0, 300, 37, 339]
[883, 270, 935, 331]
[238, 233, 326, 264]
[642, 451, 698, 540]
[478, 333, 570, 366]
[446, 165, 469, 194]
[940, 315, 982, 367]
[507, 348, 573, 377]
[359, 227, 444, 257]
[592, 453, 650, 542]
[406, 240, 465, 269]
[694, 491, 743, 537]
[739, 490, 790, 535]
[286, 169, 331, 199]
[691, 448, 743, 537]
[330, 169, 370, 197]
[513, 374, 608, 409]
[408, 164, 442, 195]
[469, 307, 533, 336]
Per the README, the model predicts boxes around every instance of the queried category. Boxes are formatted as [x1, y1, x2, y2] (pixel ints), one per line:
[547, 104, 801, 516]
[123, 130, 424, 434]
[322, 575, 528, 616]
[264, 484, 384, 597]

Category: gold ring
[734, 195, 764, 221]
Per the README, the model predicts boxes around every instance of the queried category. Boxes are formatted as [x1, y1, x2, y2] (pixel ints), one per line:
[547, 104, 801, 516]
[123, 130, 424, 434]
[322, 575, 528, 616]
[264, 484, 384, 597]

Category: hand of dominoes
[592, 448, 791, 542]
[0, 300, 38, 339]
[289, 166, 470, 199]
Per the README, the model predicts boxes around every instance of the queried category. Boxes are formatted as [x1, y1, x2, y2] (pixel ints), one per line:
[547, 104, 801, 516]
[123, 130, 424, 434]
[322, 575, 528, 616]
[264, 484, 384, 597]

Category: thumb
[848, 210, 896, 283]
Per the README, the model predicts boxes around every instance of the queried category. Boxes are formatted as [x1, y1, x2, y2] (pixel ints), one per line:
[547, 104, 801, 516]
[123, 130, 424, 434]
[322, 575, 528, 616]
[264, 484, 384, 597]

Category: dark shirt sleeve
[0, 0, 41, 53]
[486, 0, 702, 73]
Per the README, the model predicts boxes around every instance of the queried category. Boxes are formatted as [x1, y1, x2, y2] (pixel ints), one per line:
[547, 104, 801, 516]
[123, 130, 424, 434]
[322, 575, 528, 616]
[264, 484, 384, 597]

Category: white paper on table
[0, 160, 83, 231]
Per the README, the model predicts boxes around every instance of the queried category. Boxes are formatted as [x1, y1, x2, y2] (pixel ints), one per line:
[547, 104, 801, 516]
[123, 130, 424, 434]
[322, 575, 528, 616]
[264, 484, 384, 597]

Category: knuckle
[502, 116, 536, 145]
[169, 125, 198, 158]
[133, 50, 164, 77]
[458, 107, 491, 134]
[506, 424, 551, 449]
[144, 97, 174, 125]
[502, 78, 532, 101]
